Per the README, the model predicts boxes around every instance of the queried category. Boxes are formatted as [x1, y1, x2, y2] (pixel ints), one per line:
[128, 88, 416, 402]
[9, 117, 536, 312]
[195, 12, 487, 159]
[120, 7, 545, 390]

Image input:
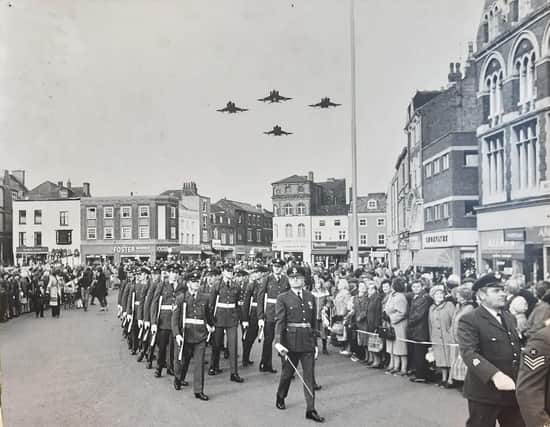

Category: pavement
[0, 292, 468, 427]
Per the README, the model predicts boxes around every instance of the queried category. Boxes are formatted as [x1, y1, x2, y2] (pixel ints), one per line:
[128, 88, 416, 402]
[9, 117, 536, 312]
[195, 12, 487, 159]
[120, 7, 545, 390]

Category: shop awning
[311, 248, 348, 256]
[413, 248, 454, 268]
[202, 250, 217, 256]
[180, 250, 201, 255]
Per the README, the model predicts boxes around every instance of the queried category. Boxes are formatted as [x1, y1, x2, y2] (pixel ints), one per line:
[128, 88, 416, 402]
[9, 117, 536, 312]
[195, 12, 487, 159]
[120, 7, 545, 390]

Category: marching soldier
[257, 259, 289, 373]
[142, 267, 163, 369]
[126, 268, 150, 355]
[242, 265, 268, 367]
[208, 263, 246, 383]
[172, 270, 215, 400]
[274, 266, 324, 423]
[133, 267, 151, 358]
[516, 303, 550, 427]
[457, 274, 525, 427]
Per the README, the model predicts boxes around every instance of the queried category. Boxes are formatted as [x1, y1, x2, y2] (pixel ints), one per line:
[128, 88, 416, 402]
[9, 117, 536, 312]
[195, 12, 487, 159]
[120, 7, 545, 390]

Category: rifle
[258, 291, 267, 342]
[127, 290, 135, 333]
[150, 295, 162, 348]
[207, 294, 219, 344]
[177, 302, 187, 361]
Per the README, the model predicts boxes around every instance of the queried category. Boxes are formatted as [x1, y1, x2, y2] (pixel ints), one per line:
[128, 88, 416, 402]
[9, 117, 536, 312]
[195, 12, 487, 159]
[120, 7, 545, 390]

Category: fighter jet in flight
[309, 97, 341, 109]
[216, 101, 248, 113]
[264, 125, 293, 136]
[258, 90, 292, 103]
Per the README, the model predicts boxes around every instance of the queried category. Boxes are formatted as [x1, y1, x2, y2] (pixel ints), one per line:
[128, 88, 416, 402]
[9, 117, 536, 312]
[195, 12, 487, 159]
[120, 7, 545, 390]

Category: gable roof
[25, 181, 82, 200]
[160, 189, 183, 198]
[272, 174, 309, 185]
[356, 193, 387, 213]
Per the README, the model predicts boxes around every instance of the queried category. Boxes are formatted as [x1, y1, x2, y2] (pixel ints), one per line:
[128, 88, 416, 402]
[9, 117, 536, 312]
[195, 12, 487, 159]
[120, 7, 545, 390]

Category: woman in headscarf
[428, 285, 455, 387]
[384, 277, 409, 375]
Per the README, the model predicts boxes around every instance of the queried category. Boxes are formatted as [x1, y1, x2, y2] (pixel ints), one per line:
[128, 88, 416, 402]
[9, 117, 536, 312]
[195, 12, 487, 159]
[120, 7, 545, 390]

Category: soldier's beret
[186, 270, 201, 281]
[287, 266, 306, 278]
[222, 263, 234, 271]
[472, 273, 503, 293]
[273, 259, 285, 267]
[141, 267, 151, 274]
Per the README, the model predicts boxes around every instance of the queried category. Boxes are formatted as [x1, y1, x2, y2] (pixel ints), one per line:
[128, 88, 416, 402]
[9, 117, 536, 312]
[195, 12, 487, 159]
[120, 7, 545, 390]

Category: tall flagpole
[350, 0, 359, 269]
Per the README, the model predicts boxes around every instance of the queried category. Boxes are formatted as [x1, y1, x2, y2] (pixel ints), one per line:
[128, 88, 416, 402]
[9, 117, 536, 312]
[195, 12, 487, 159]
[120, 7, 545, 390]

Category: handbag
[377, 326, 396, 341]
[368, 335, 384, 352]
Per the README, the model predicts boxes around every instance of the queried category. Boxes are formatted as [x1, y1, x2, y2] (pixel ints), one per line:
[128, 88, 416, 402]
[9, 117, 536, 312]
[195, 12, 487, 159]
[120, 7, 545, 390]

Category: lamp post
[349, 0, 359, 269]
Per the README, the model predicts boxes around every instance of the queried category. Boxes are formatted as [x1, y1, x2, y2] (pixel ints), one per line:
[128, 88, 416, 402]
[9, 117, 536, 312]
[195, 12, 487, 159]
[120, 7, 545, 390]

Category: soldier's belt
[160, 304, 173, 310]
[134, 301, 141, 306]
[217, 302, 236, 309]
[238, 301, 244, 306]
[185, 318, 204, 325]
[266, 298, 277, 304]
[251, 302, 258, 307]
[287, 322, 311, 328]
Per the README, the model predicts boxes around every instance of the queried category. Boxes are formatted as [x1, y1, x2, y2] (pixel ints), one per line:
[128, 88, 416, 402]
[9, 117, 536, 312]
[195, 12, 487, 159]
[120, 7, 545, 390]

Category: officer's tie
[297, 291, 303, 302]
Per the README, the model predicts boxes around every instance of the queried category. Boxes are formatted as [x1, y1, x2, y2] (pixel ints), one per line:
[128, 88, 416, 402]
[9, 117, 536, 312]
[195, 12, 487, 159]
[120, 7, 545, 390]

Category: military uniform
[142, 275, 160, 367]
[257, 266, 290, 371]
[516, 323, 550, 427]
[242, 272, 263, 366]
[171, 289, 214, 396]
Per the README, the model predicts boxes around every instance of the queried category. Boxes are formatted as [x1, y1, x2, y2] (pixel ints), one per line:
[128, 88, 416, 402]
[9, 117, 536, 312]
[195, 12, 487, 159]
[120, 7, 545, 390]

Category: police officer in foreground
[274, 266, 324, 423]
[516, 292, 550, 427]
[457, 273, 525, 427]
[171, 270, 214, 401]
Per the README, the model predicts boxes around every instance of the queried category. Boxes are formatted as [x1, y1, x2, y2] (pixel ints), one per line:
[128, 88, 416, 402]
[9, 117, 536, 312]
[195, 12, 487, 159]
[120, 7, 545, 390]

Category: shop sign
[16, 246, 49, 254]
[526, 226, 550, 244]
[480, 230, 524, 256]
[201, 244, 212, 251]
[113, 246, 151, 254]
[423, 232, 450, 248]
[399, 231, 410, 240]
[312, 241, 348, 250]
[156, 246, 173, 253]
[504, 229, 525, 242]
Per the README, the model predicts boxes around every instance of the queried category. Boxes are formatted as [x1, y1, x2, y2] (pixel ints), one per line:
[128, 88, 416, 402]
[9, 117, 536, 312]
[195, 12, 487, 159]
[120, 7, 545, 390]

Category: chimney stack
[256, 203, 262, 210]
[83, 182, 90, 197]
[307, 171, 314, 182]
[11, 170, 25, 185]
[448, 62, 462, 84]
[57, 180, 63, 188]
[66, 179, 72, 189]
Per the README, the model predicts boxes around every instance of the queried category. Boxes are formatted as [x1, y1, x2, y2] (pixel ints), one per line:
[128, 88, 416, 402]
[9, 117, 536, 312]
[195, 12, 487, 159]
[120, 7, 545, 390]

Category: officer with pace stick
[242, 265, 268, 367]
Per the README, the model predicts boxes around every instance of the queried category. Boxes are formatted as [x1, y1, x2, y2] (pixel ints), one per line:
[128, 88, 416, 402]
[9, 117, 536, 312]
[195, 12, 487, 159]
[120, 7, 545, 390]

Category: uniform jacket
[210, 278, 242, 328]
[135, 279, 150, 321]
[407, 292, 432, 341]
[171, 291, 214, 344]
[143, 279, 159, 323]
[257, 273, 290, 322]
[458, 305, 522, 406]
[151, 280, 185, 330]
[124, 281, 136, 316]
[243, 278, 261, 322]
[516, 323, 550, 427]
[120, 279, 131, 311]
[275, 289, 317, 353]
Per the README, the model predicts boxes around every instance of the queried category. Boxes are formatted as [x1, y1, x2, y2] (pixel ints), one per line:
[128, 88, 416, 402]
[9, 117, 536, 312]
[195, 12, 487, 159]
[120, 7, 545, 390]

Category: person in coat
[428, 285, 455, 388]
[407, 280, 432, 383]
[47, 270, 62, 318]
[365, 281, 383, 368]
[450, 285, 475, 386]
[457, 273, 525, 427]
[351, 282, 368, 362]
[384, 277, 409, 375]
[311, 274, 330, 355]
[94, 267, 108, 311]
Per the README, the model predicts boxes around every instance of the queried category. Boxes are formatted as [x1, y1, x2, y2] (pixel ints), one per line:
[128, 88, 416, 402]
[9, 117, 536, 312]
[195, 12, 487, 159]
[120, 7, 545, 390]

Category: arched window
[283, 203, 293, 216]
[513, 38, 536, 112]
[297, 223, 305, 238]
[285, 224, 293, 238]
[296, 203, 305, 216]
[482, 56, 505, 124]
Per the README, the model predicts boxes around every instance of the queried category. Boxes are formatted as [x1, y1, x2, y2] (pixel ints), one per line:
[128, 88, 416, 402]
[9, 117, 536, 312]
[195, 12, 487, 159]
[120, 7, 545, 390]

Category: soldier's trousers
[466, 400, 525, 427]
[177, 340, 206, 393]
[211, 326, 238, 375]
[277, 351, 315, 411]
[156, 329, 174, 371]
[260, 321, 276, 368]
[242, 319, 259, 362]
[129, 319, 139, 352]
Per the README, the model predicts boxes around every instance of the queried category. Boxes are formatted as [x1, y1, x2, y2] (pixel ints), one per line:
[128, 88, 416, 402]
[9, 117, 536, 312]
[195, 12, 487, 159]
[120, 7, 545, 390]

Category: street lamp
[349, 0, 359, 268]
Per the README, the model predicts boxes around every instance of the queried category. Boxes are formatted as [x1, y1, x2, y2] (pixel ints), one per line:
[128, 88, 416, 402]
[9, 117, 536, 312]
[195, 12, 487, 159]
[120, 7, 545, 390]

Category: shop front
[525, 226, 550, 281]
[272, 242, 309, 263]
[358, 247, 389, 265]
[15, 246, 49, 266]
[479, 230, 525, 277]
[311, 241, 348, 267]
[80, 243, 179, 265]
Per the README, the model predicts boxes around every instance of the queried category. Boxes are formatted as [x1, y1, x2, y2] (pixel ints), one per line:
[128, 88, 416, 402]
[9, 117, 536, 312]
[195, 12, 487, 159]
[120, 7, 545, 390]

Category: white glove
[206, 324, 215, 333]
[275, 342, 288, 357]
[258, 319, 265, 329]
[117, 305, 122, 317]
[242, 321, 249, 329]
[138, 320, 143, 328]
[122, 311, 127, 319]
[128, 315, 133, 325]
[144, 321, 150, 329]
[175, 334, 184, 346]
[151, 324, 158, 334]
[492, 371, 516, 391]
[314, 346, 319, 360]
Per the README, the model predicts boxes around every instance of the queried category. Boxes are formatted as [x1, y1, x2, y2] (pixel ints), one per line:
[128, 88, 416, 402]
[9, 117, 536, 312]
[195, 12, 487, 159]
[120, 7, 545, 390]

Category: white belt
[217, 302, 236, 309]
[251, 302, 258, 307]
[185, 318, 204, 325]
[266, 298, 277, 304]
[160, 304, 172, 310]
[134, 301, 140, 306]
[238, 301, 244, 306]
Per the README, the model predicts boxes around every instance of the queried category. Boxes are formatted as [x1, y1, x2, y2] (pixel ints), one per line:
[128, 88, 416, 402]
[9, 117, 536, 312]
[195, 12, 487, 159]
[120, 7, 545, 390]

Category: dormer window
[367, 199, 377, 209]
[59, 189, 68, 198]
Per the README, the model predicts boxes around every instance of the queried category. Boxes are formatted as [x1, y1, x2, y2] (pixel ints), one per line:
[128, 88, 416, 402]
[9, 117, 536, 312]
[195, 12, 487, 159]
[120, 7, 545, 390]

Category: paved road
[0, 292, 468, 427]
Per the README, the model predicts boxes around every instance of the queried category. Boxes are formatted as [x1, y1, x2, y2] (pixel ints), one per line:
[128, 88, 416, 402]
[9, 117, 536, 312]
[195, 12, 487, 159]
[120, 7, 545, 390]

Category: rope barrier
[354, 329, 459, 347]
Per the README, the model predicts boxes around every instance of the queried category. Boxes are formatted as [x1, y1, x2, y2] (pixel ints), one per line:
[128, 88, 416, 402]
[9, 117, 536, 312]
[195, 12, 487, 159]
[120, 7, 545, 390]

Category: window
[297, 223, 305, 238]
[87, 207, 96, 219]
[464, 152, 479, 167]
[274, 187, 281, 195]
[433, 158, 441, 175]
[139, 226, 150, 239]
[486, 70, 504, 123]
[367, 200, 377, 209]
[247, 229, 252, 242]
[319, 220, 326, 227]
[465, 201, 477, 216]
[283, 203, 293, 216]
[274, 224, 278, 239]
[229, 233, 234, 244]
[202, 230, 208, 241]
[227, 217, 231, 225]
[238, 214, 243, 224]
[377, 218, 385, 227]
[121, 226, 132, 240]
[273, 205, 279, 217]
[359, 219, 366, 226]
[139, 206, 150, 218]
[360, 234, 367, 245]
[512, 120, 538, 191]
[339, 230, 346, 241]
[87, 227, 97, 240]
[434, 205, 441, 221]
[121, 206, 132, 218]
[285, 224, 293, 238]
[314, 231, 322, 241]
[442, 153, 449, 170]
[221, 232, 226, 244]
[59, 211, 68, 226]
[377, 234, 386, 246]
[483, 134, 505, 195]
[426, 207, 433, 222]
[297, 185, 304, 193]
[34, 232, 42, 246]
[515, 49, 536, 111]
[104, 227, 114, 240]
[256, 230, 261, 242]
[425, 162, 432, 178]
[18, 210, 26, 225]
[170, 226, 176, 240]
[296, 203, 305, 216]
[18, 232, 26, 246]
[284, 184, 291, 193]
[170, 207, 176, 219]
[56, 230, 72, 245]
[442, 202, 450, 218]
[104, 206, 114, 218]
[34, 210, 42, 224]
[202, 214, 207, 227]
[334, 219, 341, 226]
[202, 200, 208, 212]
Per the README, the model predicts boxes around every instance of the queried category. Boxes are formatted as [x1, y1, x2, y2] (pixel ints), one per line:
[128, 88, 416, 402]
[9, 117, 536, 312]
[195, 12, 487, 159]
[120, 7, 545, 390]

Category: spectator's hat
[273, 259, 285, 267]
[447, 274, 460, 287]
[472, 273, 503, 293]
[141, 267, 151, 275]
[287, 266, 306, 278]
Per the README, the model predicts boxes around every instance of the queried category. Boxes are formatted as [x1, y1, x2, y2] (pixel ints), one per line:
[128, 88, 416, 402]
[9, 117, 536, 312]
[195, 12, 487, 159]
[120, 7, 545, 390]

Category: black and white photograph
[1, 0, 550, 426]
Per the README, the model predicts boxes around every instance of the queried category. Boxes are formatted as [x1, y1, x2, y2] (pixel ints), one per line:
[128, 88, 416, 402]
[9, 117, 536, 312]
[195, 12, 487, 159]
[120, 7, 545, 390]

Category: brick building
[474, 0, 550, 280]
[350, 194, 388, 265]
[0, 170, 27, 265]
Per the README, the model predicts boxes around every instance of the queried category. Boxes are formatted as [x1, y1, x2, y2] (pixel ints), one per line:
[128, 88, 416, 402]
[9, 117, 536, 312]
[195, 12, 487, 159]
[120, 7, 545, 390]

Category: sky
[0, 0, 482, 208]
